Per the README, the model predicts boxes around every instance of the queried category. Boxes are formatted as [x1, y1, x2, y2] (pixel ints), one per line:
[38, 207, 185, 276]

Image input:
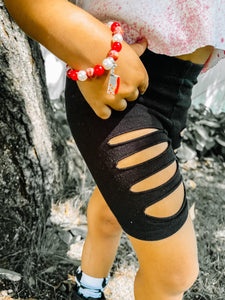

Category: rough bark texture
[0, 1, 80, 296]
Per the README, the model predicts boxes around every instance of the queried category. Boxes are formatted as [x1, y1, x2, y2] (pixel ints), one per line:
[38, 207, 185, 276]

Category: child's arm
[5, 0, 148, 119]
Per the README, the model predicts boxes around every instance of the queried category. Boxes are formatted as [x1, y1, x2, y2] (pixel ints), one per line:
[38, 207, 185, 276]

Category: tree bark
[0, 1, 81, 295]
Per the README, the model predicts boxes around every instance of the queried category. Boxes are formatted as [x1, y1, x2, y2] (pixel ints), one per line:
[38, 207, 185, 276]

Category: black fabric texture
[140, 50, 204, 149]
[65, 49, 204, 241]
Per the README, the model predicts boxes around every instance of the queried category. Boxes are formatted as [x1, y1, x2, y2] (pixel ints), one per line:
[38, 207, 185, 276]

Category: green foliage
[181, 104, 225, 161]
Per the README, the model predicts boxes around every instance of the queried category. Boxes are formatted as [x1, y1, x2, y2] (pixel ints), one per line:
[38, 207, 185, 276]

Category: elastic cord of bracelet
[66, 21, 124, 81]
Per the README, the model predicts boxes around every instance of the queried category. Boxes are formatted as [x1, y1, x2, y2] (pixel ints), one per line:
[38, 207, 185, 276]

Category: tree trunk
[0, 1, 81, 297]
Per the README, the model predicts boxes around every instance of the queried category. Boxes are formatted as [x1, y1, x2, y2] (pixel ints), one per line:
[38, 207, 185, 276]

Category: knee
[163, 259, 199, 294]
[87, 199, 122, 238]
[137, 254, 199, 296]
[97, 210, 122, 237]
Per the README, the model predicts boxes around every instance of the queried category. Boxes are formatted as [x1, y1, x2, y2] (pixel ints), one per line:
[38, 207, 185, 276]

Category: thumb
[130, 38, 148, 57]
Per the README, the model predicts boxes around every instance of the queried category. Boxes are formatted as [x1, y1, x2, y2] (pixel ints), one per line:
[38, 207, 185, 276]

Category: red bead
[67, 69, 73, 78]
[108, 50, 119, 61]
[70, 69, 79, 81]
[94, 65, 105, 76]
[111, 22, 121, 33]
[113, 26, 123, 35]
[111, 42, 122, 52]
[86, 67, 95, 78]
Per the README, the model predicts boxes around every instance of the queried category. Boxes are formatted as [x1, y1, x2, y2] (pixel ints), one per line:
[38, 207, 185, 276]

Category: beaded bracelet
[66, 21, 123, 95]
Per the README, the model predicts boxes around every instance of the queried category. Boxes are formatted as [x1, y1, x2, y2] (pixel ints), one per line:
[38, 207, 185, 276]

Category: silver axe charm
[107, 62, 120, 95]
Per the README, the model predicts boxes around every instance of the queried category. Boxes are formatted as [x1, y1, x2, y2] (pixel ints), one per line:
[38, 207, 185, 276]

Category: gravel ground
[105, 267, 136, 300]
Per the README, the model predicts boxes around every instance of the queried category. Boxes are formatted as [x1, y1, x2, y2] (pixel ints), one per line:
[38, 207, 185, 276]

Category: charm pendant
[107, 63, 120, 95]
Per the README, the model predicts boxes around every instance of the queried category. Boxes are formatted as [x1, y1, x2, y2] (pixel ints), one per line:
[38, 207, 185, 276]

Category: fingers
[94, 97, 128, 119]
[89, 75, 148, 119]
[126, 89, 139, 102]
[130, 38, 148, 57]
[78, 38, 150, 119]
[93, 104, 112, 119]
[138, 75, 149, 95]
[108, 98, 127, 111]
[115, 98, 128, 111]
[129, 38, 149, 95]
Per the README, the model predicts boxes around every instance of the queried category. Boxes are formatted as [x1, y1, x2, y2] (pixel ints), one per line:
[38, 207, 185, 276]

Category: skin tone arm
[4, 0, 149, 119]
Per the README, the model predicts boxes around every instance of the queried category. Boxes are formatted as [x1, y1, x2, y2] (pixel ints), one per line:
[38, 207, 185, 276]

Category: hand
[77, 39, 149, 119]
[5, 0, 148, 120]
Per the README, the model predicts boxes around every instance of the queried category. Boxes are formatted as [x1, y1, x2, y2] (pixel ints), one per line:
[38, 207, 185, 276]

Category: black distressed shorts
[65, 50, 203, 241]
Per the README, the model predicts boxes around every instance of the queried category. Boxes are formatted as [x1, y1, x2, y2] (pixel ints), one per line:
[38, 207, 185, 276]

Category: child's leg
[108, 128, 194, 300]
[81, 186, 122, 278]
[109, 43, 211, 296]
[65, 48, 208, 299]
[130, 216, 197, 300]
[87, 130, 195, 300]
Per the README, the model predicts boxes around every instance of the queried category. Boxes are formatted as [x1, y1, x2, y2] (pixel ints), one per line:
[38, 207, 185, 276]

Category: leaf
[177, 144, 197, 161]
[0, 268, 21, 282]
[196, 143, 204, 152]
[195, 132, 207, 149]
[205, 140, 216, 151]
[58, 230, 73, 245]
[195, 125, 210, 140]
[215, 136, 225, 147]
[41, 266, 57, 274]
[197, 120, 220, 128]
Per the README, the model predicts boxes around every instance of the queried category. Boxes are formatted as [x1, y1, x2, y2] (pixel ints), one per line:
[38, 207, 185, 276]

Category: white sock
[75, 266, 109, 299]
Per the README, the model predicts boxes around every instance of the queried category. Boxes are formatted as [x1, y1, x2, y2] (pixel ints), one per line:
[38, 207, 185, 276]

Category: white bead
[78, 70, 87, 81]
[102, 57, 114, 70]
[107, 21, 114, 28]
[112, 33, 123, 43]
